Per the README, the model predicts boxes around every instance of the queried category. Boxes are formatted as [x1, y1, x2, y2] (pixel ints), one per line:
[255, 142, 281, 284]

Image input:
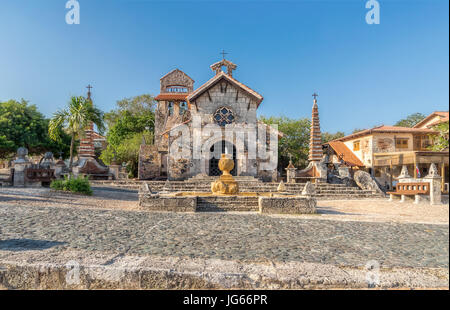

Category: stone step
[91, 180, 383, 199]
[316, 190, 375, 194]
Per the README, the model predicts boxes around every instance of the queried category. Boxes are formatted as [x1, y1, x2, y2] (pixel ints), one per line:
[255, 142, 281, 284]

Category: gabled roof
[326, 141, 364, 167]
[413, 111, 449, 128]
[331, 125, 436, 142]
[186, 72, 263, 106]
[427, 116, 449, 127]
[160, 69, 194, 83]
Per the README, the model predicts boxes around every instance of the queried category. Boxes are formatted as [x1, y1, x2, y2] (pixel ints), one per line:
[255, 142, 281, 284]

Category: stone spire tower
[308, 93, 322, 162]
[78, 85, 96, 158]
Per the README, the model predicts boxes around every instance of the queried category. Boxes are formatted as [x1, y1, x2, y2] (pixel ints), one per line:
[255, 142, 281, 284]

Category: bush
[50, 179, 65, 191]
[50, 175, 92, 195]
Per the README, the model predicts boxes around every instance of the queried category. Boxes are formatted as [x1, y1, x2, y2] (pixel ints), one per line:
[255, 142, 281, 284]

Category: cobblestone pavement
[0, 202, 448, 269]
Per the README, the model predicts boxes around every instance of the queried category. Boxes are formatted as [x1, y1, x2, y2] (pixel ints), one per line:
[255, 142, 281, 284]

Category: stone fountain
[139, 153, 317, 214]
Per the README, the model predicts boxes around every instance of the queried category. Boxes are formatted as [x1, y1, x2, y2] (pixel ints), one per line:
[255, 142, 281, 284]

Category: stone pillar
[13, 147, 30, 187]
[389, 193, 395, 202]
[13, 162, 29, 187]
[285, 161, 297, 184]
[109, 164, 120, 180]
[424, 163, 442, 205]
[54, 160, 66, 178]
[414, 194, 421, 204]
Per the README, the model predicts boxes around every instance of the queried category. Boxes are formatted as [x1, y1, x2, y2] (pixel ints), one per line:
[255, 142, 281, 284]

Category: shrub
[50, 175, 92, 195]
[50, 179, 65, 191]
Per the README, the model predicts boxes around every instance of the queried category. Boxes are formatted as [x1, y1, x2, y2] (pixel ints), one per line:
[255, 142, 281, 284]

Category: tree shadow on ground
[0, 239, 66, 251]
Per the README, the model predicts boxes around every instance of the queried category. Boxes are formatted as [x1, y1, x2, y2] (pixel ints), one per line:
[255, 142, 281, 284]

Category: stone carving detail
[140, 182, 151, 194]
[397, 165, 411, 179]
[301, 181, 316, 196]
[425, 163, 440, 178]
[40, 152, 54, 168]
[277, 181, 286, 192]
[15, 147, 29, 163]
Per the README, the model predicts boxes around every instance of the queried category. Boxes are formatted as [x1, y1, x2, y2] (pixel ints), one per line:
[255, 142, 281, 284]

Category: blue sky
[0, 0, 448, 134]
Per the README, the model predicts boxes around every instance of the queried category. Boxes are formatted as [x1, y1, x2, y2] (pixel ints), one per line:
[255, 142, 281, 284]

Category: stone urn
[211, 154, 239, 195]
[218, 154, 234, 176]
[15, 147, 29, 163]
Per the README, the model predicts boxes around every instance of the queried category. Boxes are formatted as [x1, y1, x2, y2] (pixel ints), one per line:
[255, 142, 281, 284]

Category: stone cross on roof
[220, 49, 228, 60]
[86, 84, 93, 100]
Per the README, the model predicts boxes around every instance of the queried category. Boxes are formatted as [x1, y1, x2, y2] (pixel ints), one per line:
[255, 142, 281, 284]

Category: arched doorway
[209, 140, 236, 176]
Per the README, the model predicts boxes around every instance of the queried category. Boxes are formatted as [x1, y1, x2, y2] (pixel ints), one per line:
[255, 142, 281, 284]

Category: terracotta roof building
[324, 113, 449, 192]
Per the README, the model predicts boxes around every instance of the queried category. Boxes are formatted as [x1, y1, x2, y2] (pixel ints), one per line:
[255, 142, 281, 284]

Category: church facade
[138, 58, 278, 181]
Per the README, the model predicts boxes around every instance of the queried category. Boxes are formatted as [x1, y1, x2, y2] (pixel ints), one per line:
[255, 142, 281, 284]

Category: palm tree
[48, 96, 104, 169]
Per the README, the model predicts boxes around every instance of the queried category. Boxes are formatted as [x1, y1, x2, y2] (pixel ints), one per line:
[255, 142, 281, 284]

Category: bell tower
[154, 69, 194, 148]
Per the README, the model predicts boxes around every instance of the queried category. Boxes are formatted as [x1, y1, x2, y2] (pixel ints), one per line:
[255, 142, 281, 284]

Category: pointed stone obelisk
[72, 85, 110, 179]
[78, 85, 96, 159]
[296, 93, 327, 183]
[309, 93, 322, 162]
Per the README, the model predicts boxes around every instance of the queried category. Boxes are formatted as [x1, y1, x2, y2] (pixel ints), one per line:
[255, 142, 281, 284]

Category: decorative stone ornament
[277, 181, 286, 192]
[285, 160, 297, 183]
[15, 147, 29, 163]
[211, 154, 239, 195]
[301, 181, 315, 196]
[397, 165, 411, 179]
[425, 163, 440, 179]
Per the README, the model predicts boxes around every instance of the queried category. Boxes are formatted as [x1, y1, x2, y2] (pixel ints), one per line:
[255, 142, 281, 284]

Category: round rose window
[213, 107, 235, 127]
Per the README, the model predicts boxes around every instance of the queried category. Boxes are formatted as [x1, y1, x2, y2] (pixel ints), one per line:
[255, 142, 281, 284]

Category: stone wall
[138, 145, 161, 180]
[168, 157, 192, 180]
[139, 194, 196, 212]
[191, 82, 257, 125]
[258, 196, 317, 214]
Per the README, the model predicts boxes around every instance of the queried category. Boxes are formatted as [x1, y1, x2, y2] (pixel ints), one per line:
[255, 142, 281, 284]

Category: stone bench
[387, 182, 430, 204]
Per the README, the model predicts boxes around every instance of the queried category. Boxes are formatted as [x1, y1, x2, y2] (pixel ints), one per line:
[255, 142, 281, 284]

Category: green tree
[0, 99, 71, 159]
[259, 116, 311, 170]
[429, 122, 449, 151]
[48, 96, 104, 168]
[322, 131, 345, 143]
[101, 131, 153, 177]
[100, 94, 156, 177]
[395, 113, 426, 128]
[104, 94, 156, 129]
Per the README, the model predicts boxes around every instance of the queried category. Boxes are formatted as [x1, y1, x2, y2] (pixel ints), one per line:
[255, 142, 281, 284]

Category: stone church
[138, 58, 278, 181]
